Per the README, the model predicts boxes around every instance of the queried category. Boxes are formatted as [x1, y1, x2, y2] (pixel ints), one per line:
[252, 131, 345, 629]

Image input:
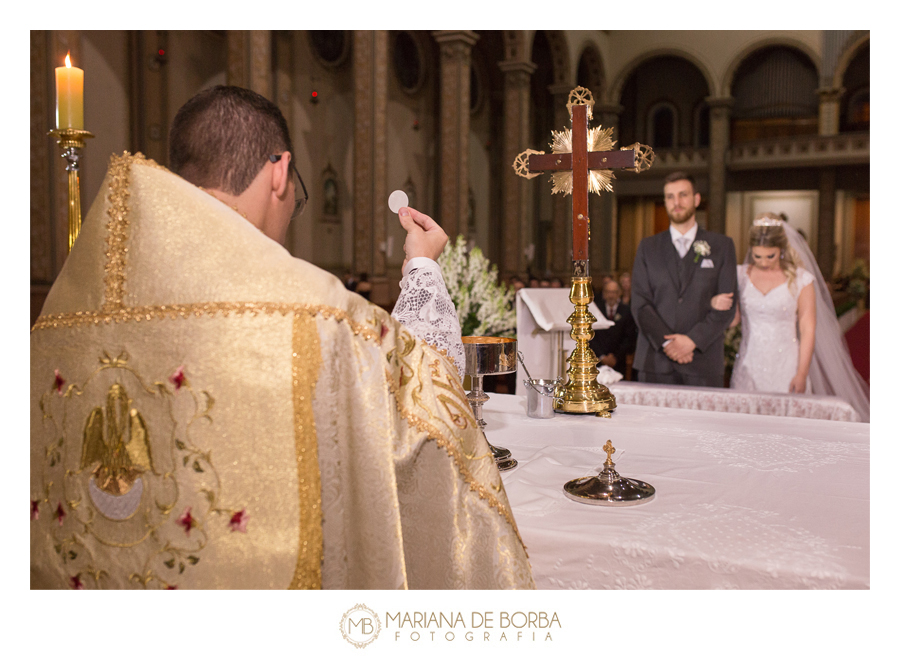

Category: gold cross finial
[603, 440, 616, 466]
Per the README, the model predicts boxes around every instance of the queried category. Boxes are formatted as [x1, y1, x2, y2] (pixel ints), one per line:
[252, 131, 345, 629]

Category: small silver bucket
[525, 378, 559, 419]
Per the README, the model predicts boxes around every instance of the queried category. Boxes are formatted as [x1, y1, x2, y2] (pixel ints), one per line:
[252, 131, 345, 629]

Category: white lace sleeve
[391, 257, 465, 379]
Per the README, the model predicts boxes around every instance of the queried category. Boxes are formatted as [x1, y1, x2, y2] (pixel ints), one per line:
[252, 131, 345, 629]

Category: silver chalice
[462, 336, 518, 471]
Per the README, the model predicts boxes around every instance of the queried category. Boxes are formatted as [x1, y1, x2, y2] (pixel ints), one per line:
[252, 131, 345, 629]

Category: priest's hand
[399, 207, 448, 271]
[599, 353, 616, 368]
[663, 333, 696, 363]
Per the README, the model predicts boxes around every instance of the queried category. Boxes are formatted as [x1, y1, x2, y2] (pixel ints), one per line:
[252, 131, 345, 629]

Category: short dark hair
[169, 85, 295, 195]
[663, 171, 696, 192]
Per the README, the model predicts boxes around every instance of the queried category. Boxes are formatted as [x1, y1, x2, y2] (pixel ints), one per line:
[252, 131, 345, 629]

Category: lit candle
[55, 52, 84, 130]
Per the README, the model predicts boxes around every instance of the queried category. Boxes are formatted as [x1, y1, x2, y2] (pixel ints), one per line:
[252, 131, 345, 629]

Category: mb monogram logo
[340, 604, 382, 648]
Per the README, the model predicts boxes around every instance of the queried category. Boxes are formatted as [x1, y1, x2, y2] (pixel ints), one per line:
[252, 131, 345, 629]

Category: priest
[30, 85, 533, 590]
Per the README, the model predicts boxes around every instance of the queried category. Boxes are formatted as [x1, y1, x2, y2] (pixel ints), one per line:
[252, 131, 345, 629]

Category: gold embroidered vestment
[30, 153, 534, 590]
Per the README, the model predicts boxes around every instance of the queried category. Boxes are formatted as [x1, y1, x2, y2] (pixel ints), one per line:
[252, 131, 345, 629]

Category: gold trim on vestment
[32, 302, 381, 343]
[384, 367, 527, 554]
[102, 153, 133, 311]
[289, 313, 324, 589]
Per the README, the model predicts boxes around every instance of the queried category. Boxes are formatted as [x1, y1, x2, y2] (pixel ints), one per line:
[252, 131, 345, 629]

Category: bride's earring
[780, 251, 784, 259]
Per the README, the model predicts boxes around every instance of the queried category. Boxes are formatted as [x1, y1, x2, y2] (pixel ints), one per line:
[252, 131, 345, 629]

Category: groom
[630, 172, 737, 387]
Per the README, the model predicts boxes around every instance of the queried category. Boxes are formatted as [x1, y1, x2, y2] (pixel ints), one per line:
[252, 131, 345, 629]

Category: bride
[712, 213, 870, 421]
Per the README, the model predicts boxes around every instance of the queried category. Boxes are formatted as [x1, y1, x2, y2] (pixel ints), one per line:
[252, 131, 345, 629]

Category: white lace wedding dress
[730, 264, 815, 393]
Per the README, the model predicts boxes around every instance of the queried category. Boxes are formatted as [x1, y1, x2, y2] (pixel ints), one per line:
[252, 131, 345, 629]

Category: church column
[499, 60, 536, 278]
[705, 96, 733, 235]
[352, 30, 390, 305]
[548, 83, 571, 278]
[595, 102, 624, 275]
[433, 31, 479, 241]
[817, 87, 844, 136]
[227, 31, 273, 99]
[817, 167, 837, 278]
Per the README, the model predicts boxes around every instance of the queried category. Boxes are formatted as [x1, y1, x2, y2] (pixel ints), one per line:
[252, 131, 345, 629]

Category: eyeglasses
[269, 153, 308, 218]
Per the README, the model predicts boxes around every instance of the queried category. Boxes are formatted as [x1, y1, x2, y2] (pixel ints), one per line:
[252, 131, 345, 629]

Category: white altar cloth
[607, 381, 861, 422]
[486, 394, 869, 589]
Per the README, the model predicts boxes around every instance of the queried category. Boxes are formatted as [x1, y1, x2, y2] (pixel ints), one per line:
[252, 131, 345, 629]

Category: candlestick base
[553, 275, 617, 415]
[48, 129, 94, 253]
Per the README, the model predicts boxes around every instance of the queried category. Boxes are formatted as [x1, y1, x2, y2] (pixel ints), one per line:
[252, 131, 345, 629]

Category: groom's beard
[667, 206, 695, 225]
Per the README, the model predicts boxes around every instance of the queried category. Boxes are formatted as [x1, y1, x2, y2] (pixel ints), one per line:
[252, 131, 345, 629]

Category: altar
[487, 394, 869, 589]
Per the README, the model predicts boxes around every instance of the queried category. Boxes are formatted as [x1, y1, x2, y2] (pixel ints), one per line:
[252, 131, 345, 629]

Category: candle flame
[65, 52, 71, 68]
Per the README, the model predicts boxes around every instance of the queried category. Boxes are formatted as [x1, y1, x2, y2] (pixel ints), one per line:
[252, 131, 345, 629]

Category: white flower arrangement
[693, 240, 711, 262]
[438, 236, 516, 337]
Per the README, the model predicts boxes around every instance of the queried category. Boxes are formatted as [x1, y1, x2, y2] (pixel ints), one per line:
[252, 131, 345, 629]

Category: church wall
[382, 32, 441, 297]
[81, 31, 130, 215]
[604, 31, 822, 101]
[166, 31, 227, 126]
[289, 31, 356, 271]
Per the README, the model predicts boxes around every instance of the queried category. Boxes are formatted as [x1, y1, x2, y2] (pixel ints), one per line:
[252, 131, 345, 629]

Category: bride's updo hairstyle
[749, 212, 804, 292]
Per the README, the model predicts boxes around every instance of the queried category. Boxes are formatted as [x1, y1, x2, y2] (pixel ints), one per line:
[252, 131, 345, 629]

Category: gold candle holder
[48, 128, 94, 253]
[552, 275, 616, 417]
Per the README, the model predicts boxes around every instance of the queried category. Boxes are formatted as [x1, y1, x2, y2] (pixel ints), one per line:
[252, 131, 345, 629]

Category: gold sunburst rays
[549, 126, 617, 196]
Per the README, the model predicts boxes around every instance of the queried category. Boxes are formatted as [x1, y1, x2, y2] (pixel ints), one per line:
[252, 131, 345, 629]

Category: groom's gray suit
[631, 227, 737, 387]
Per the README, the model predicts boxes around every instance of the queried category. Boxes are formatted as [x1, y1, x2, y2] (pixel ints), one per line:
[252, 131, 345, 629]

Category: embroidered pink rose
[54, 502, 66, 526]
[54, 369, 65, 395]
[381, 323, 389, 339]
[70, 575, 84, 590]
[228, 509, 249, 533]
[31, 500, 40, 521]
[176, 507, 197, 536]
[169, 365, 186, 390]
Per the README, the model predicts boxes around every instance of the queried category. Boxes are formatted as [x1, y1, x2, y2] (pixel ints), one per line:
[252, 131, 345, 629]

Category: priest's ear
[268, 152, 291, 198]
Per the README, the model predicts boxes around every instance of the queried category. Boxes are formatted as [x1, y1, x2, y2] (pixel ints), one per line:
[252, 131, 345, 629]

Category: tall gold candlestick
[48, 128, 94, 253]
[553, 275, 616, 417]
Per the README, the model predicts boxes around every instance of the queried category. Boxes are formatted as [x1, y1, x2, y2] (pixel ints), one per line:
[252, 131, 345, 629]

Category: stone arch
[722, 37, 821, 97]
[833, 32, 869, 89]
[610, 48, 715, 104]
[538, 30, 571, 85]
[575, 43, 605, 98]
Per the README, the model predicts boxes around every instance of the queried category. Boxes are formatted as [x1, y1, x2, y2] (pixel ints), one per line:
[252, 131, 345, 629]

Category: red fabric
[844, 311, 869, 383]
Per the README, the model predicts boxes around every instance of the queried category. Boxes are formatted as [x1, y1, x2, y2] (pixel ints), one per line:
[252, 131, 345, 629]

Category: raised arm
[391, 208, 465, 379]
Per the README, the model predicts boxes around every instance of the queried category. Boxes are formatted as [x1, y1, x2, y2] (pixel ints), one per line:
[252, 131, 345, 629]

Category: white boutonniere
[693, 240, 711, 263]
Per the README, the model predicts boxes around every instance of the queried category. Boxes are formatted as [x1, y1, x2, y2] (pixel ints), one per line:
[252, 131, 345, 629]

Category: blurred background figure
[618, 271, 632, 305]
[589, 279, 637, 379]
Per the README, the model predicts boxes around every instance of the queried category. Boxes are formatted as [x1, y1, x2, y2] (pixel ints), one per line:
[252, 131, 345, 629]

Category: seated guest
[618, 271, 632, 305]
[589, 279, 637, 377]
[30, 85, 533, 590]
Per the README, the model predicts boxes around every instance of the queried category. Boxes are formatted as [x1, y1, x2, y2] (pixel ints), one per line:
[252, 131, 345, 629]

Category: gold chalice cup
[462, 336, 518, 471]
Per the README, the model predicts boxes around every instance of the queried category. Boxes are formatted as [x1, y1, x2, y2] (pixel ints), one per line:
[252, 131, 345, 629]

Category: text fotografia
[386, 611, 561, 642]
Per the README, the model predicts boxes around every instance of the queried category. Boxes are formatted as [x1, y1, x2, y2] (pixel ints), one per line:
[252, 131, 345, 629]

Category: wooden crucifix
[513, 86, 653, 415]
[514, 86, 653, 272]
